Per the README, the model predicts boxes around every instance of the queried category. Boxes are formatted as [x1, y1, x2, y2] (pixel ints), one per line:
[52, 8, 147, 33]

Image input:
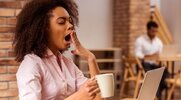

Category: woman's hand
[65, 77, 101, 100]
[70, 31, 100, 77]
[70, 32, 94, 60]
[77, 77, 100, 100]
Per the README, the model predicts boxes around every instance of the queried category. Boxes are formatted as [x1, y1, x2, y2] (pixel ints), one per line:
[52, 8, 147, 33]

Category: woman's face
[48, 7, 73, 54]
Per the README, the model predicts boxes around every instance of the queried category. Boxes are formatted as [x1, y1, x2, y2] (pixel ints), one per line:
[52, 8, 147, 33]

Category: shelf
[80, 59, 121, 63]
[88, 48, 121, 51]
[74, 48, 122, 90]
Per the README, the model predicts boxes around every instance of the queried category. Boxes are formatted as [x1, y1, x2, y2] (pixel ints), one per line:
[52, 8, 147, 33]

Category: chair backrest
[122, 55, 145, 79]
[176, 67, 181, 83]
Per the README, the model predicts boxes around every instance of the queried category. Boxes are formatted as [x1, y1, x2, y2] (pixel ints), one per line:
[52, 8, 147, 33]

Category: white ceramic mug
[95, 73, 114, 98]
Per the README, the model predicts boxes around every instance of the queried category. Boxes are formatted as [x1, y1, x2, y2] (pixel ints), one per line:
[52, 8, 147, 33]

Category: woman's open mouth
[65, 34, 71, 42]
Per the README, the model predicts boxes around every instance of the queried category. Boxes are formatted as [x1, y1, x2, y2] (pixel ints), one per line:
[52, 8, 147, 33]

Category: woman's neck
[48, 46, 59, 56]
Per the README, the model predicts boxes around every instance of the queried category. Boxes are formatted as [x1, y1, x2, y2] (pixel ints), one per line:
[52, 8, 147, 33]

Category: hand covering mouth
[65, 34, 71, 42]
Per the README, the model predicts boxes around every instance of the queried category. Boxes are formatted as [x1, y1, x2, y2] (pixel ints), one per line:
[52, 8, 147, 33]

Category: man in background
[134, 20, 169, 100]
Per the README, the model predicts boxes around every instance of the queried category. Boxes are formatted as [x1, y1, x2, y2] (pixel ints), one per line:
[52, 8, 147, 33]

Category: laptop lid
[137, 67, 165, 100]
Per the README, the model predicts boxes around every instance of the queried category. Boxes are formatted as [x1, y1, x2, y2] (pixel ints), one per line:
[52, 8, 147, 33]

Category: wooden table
[159, 54, 181, 77]
[158, 54, 181, 99]
[159, 54, 181, 62]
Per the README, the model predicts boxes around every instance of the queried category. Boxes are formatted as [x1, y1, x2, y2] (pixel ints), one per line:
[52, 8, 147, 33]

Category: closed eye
[57, 19, 66, 25]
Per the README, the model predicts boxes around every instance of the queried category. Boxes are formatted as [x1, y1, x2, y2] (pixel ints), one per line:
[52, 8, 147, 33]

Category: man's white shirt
[134, 34, 163, 63]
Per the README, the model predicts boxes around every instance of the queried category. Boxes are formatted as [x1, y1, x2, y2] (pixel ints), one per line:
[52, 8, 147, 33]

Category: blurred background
[0, 0, 181, 100]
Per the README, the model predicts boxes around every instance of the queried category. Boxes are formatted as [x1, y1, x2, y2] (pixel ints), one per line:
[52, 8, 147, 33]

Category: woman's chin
[58, 44, 71, 51]
[61, 46, 70, 51]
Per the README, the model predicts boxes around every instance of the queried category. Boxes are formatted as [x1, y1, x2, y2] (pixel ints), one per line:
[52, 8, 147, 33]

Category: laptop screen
[137, 67, 165, 100]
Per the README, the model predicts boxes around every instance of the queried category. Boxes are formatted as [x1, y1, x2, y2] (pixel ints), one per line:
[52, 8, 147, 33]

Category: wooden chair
[166, 67, 181, 100]
[120, 55, 145, 98]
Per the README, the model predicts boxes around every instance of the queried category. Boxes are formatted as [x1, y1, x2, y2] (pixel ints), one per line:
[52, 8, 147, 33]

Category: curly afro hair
[13, 0, 78, 62]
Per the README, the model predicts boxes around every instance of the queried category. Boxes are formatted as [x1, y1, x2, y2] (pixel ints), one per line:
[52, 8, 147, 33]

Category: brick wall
[0, 1, 28, 99]
[113, 0, 150, 55]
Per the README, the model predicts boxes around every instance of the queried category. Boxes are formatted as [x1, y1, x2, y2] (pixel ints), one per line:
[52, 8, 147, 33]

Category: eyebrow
[57, 16, 70, 20]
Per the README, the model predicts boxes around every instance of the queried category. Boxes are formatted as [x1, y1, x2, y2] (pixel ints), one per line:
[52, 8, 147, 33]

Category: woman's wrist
[87, 53, 96, 62]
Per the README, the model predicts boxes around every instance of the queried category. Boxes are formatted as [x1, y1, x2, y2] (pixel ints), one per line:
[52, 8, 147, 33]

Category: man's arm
[144, 52, 159, 61]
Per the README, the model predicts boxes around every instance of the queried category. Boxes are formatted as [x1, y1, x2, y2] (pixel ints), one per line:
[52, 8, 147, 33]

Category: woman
[14, 0, 102, 100]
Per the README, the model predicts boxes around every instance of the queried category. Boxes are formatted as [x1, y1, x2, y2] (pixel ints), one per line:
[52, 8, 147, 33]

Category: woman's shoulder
[16, 53, 43, 82]
[24, 53, 42, 62]
[18, 53, 43, 71]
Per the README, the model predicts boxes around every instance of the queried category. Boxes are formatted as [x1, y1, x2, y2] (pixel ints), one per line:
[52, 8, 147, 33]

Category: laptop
[121, 67, 165, 100]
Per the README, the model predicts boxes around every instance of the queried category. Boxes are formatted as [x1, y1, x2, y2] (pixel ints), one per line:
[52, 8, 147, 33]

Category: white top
[134, 34, 163, 63]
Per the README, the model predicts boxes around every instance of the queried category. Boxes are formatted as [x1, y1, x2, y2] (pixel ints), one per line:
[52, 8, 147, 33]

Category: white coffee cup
[95, 73, 114, 98]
